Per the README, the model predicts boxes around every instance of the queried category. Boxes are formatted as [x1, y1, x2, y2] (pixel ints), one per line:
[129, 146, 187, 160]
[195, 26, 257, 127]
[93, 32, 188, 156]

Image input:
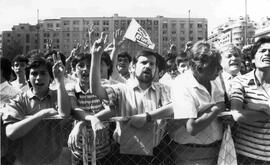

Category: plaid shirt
[105, 79, 171, 155]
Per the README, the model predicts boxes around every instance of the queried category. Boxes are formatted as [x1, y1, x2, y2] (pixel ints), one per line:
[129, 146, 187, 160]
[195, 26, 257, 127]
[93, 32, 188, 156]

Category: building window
[103, 20, 109, 26]
[47, 23, 53, 28]
[163, 23, 168, 29]
[93, 20, 100, 26]
[171, 31, 177, 35]
[56, 23, 60, 27]
[63, 21, 70, 26]
[102, 27, 109, 31]
[73, 20, 80, 25]
[197, 24, 203, 28]
[83, 20, 89, 25]
[180, 23, 185, 28]
[73, 27, 80, 31]
[163, 37, 168, 41]
[171, 23, 176, 29]
[154, 20, 159, 25]
[26, 34, 30, 43]
[141, 20, 145, 25]
[26, 45, 30, 53]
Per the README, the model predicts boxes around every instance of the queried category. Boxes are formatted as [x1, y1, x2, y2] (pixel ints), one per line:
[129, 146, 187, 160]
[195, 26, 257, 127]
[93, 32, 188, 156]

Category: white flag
[124, 19, 155, 49]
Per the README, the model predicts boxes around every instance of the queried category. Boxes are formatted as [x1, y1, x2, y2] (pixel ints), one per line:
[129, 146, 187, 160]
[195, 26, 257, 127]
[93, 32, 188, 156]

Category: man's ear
[196, 65, 203, 73]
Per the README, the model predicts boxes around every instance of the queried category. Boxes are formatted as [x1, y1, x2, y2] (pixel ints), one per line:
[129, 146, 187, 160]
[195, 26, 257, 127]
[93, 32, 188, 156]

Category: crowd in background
[0, 26, 270, 165]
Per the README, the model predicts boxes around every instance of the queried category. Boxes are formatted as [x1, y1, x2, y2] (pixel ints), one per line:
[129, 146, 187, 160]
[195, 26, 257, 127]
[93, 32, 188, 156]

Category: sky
[0, 0, 269, 33]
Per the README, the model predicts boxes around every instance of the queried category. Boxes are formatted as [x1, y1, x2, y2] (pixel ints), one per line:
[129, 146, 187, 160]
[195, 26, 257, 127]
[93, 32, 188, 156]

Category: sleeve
[104, 85, 119, 106]
[104, 84, 123, 116]
[2, 94, 26, 125]
[171, 81, 197, 119]
[159, 84, 172, 106]
[229, 77, 244, 102]
[66, 85, 78, 109]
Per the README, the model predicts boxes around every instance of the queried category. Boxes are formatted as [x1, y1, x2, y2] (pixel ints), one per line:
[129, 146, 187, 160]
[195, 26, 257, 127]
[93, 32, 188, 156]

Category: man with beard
[89, 35, 172, 165]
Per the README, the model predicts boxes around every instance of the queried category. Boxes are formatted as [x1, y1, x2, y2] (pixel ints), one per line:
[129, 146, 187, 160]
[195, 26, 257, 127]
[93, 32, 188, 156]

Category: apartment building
[2, 14, 208, 58]
[208, 16, 256, 49]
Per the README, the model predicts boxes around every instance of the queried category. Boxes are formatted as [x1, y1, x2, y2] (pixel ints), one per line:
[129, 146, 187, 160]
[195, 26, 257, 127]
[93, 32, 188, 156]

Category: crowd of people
[0, 26, 269, 165]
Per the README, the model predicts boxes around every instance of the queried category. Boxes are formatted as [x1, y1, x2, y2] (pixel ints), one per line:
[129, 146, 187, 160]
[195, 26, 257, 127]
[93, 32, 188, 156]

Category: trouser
[171, 140, 221, 165]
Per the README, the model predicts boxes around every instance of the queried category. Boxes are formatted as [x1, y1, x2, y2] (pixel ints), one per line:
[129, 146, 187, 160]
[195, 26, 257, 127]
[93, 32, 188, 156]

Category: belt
[182, 140, 221, 148]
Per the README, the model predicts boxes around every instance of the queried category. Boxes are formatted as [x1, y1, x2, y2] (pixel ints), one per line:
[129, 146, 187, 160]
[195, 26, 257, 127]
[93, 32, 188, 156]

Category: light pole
[188, 10, 191, 41]
[37, 9, 40, 53]
[244, 0, 247, 45]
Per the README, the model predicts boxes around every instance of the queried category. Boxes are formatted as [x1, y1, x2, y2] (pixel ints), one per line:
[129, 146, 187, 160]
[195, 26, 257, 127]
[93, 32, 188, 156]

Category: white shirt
[170, 70, 224, 144]
[0, 81, 20, 108]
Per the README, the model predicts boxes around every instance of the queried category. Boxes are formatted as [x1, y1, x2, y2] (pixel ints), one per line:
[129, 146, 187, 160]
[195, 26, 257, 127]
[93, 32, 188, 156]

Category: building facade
[2, 14, 208, 58]
[254, 17, 270, 41]
[208, 16, 256, 49]
[2, 24, 39, 58]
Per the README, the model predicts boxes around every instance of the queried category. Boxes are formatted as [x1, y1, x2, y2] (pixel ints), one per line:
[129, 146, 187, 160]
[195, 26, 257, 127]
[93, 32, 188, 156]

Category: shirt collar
[222, 71, 240, 81]
[184, 70, 202, 88]
[127, 78, 156, 91]
[247, 69, 261, 86]
[26, 88, 53, 100]
[74, 82, 90, 94]
[0, 81, 10, 91]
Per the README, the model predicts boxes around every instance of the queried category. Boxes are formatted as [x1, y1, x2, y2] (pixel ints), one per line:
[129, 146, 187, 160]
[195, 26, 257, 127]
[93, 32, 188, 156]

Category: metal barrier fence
[1, 115, 269, 165]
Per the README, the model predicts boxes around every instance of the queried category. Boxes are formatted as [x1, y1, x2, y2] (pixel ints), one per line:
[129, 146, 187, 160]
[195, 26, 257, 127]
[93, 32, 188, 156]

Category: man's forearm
[148, 103, 173, 121]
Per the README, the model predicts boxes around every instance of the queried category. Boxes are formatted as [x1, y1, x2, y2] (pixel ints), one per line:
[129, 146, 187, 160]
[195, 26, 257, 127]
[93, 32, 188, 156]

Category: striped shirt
[230, 70, 270, 161]
[105, 79, 171, 155]
[67, 83, 111, 161]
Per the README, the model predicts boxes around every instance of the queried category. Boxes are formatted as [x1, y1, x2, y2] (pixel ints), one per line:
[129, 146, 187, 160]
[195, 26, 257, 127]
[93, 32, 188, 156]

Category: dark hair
[189, 41, 221, 72]
[101, 52, 113, 78]
[71, 53, 91, 70]
[25, 56, 53, 81]
[176, 51, 189, 66]
[118, 51, 132, 63]
[155, 53, 166, 73]
[132, 50, 158, 66]
[0, 56, 12, 81]
[251, 36, 270, 59]
[45, 50, 66, 66]
[12, 55, 29, 65]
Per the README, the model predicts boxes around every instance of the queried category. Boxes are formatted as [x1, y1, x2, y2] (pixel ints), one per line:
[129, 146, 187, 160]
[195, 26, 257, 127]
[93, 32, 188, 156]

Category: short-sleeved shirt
[67, 83, 111, 160]
[0, 81, 20, 108]
[105, 79, 171, 155]
[11, 80, 30, 93]
[170, 70, 224, 144]
[2, 89, 63, 165]
[230, 70, 270, 161]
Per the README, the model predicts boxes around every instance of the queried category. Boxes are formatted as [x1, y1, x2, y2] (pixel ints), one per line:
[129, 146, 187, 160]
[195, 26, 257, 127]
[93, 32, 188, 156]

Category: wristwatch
[145, 112, 152, 122]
